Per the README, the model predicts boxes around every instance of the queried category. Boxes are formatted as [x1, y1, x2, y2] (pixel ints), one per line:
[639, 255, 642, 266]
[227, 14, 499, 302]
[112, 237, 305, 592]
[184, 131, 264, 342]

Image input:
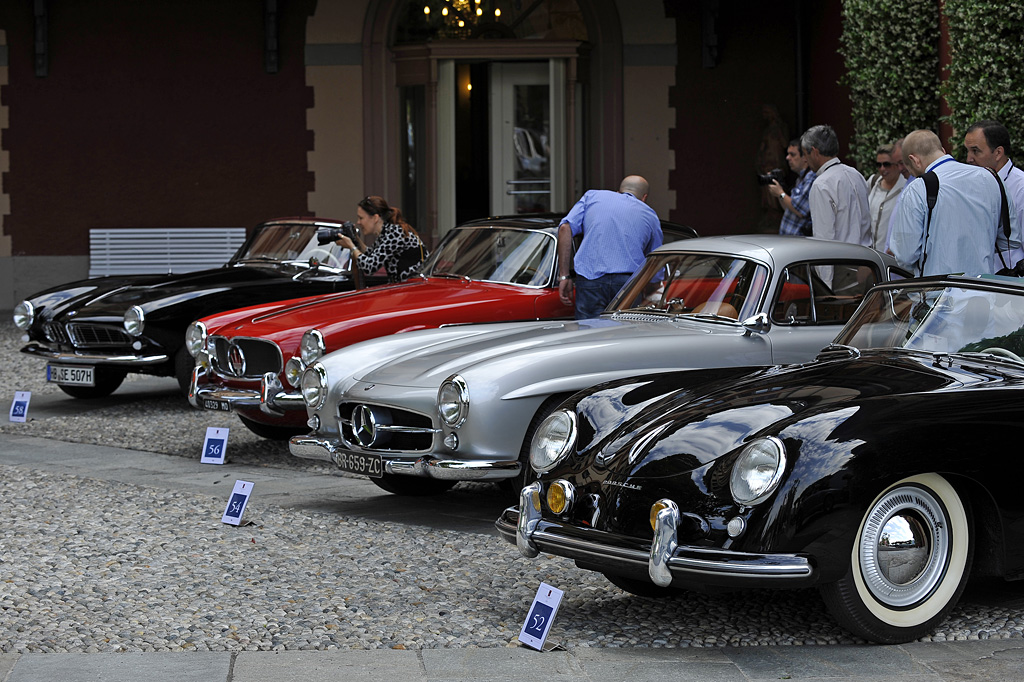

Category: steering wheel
[306, 248, 343, 269]
[980, 347, 1024, 362]
[514, 267, 538, 284]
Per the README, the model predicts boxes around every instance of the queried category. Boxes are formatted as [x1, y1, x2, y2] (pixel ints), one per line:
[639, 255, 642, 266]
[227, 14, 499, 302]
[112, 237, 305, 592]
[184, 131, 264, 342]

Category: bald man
[557, 175, 663, 319]
[889, 129, 1020, 276]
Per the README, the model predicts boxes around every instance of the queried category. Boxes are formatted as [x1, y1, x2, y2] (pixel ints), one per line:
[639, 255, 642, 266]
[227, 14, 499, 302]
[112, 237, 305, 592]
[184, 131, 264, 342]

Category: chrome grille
[338, 402, 437, 452]
[209, 336, 282, 378]
[66, 323, 131, 348]
[43, 322, 70, 344]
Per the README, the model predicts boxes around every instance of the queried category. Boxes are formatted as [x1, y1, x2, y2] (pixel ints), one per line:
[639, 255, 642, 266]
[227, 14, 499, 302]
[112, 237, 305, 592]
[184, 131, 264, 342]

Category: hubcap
[859, 486, 950, 608]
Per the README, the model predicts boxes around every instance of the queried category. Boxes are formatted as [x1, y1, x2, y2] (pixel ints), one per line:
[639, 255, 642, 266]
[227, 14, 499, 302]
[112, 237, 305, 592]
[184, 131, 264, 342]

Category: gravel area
[2, 319, 1024, 652]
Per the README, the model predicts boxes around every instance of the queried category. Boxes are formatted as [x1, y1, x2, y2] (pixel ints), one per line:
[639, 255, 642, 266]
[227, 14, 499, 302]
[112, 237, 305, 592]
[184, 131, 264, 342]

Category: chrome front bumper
[188, 365, 304, 414]
[20, 342, 169, 366]
[288, 434, 521, 481]
[497, 484, 815, 589]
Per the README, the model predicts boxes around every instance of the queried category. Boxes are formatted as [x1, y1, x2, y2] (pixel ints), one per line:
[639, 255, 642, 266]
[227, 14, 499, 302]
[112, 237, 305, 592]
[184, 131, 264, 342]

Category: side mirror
[741, 312, 771, 336]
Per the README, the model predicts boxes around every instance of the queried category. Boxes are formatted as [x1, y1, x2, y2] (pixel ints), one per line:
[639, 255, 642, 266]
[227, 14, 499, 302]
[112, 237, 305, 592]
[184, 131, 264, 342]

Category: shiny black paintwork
[519, 346, 1024, 588]
[18, 218, 382, 380]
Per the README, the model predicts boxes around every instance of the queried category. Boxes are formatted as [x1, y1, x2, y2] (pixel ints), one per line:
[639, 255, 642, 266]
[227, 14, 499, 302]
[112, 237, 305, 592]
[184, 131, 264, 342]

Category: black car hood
[575, 352, 1002, 482]
[28, 264, 305, 321]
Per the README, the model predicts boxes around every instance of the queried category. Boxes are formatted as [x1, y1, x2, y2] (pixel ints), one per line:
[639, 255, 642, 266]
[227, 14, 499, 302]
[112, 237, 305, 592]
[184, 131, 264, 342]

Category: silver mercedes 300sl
[289, 234, 908, 496]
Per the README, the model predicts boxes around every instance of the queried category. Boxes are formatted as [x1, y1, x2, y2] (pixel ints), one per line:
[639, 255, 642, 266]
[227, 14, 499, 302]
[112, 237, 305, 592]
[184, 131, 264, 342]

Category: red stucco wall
[0, 0, 317, 257]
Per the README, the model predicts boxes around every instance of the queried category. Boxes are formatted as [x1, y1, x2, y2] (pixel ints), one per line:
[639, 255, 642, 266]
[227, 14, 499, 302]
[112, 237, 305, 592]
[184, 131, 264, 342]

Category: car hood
[204, 278, 554, 352]
[28, 265, 299, 321]
[571, 351, 999, 482]
[349, 313, 762, 392]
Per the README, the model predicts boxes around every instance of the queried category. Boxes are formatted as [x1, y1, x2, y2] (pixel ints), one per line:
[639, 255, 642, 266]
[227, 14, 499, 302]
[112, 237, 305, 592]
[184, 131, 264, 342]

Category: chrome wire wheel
[820, 473, 972, 644]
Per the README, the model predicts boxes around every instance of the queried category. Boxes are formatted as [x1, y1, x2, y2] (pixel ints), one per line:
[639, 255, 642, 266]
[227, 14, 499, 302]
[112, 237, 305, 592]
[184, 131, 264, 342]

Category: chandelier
[422, 0, 502, 39]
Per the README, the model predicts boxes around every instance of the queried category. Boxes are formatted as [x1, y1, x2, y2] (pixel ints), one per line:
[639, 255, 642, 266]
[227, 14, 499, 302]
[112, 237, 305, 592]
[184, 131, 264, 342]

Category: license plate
[202, 398, 232, 412]
[47, 365, 95, 386]
[335, 451, 383, 478]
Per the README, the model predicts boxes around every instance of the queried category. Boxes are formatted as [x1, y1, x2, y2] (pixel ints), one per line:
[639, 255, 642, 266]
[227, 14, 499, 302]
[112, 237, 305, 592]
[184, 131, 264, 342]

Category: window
[772, 262, 879, 325]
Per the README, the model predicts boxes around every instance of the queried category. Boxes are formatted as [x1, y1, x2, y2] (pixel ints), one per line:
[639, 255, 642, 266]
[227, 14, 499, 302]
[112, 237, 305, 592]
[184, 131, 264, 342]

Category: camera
[756, 168, 785, 186]
[316, 221, 357, 245]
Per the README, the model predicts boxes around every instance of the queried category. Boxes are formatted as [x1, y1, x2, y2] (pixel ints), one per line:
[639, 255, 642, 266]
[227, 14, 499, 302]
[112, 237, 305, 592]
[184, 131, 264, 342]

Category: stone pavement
[1, 433, 1024, 681]
[0, 638, 1022, 681]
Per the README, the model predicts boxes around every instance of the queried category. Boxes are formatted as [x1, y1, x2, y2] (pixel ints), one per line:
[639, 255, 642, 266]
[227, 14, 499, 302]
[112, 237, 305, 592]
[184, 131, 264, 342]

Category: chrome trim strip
[21, 343, 168, 366]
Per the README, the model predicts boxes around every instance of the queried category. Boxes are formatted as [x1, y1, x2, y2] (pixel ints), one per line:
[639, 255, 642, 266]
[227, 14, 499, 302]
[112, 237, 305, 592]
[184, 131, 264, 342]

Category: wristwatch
[779, 192, 786, 200]
[559, 275, 572, 281]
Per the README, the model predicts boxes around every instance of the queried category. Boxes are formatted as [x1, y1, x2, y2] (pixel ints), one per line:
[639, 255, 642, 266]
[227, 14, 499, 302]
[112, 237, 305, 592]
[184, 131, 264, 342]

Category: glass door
[490, 62, 562, 214]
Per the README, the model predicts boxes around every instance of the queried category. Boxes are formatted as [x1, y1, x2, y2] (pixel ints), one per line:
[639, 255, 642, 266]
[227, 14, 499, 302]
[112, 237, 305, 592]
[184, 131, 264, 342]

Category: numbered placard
[201, 427, 229, 464]
[518, 582, 563, 651]
[9, 391, 31, 423]
[221, 480, 254, 526]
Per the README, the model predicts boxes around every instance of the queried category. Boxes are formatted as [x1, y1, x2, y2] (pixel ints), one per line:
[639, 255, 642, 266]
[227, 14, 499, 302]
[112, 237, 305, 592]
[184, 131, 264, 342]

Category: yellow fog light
[650, 500, 673, 531]
[546, 480, 575, 515]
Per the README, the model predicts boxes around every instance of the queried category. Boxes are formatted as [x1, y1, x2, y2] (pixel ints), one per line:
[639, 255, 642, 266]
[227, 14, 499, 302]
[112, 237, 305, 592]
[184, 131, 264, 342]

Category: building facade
[0, 0, 849, 310]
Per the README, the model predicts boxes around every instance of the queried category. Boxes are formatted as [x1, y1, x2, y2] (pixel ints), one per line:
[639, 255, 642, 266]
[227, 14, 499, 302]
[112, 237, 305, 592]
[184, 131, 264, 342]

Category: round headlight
[283, 356, 304, 388]
[729, 436, 787, 506]
[123, 305, 146, 336]
[300, 329, 326, 366]
[185, 320, 208, 357]
[529, 409, 577, 473]
[300, 363, 329, 409]
[13, 300, 35, 331]
[437, 375, 469, 427]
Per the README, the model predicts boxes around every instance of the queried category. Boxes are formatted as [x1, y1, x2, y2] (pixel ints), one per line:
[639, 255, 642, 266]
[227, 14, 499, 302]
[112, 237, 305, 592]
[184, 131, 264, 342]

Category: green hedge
[943, 1, 1024, 160]
[839, 0, 940, 172]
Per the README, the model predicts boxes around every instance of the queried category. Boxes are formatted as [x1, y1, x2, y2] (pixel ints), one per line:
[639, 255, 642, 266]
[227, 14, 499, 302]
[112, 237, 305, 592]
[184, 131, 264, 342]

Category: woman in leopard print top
[335, 196, 428, 283]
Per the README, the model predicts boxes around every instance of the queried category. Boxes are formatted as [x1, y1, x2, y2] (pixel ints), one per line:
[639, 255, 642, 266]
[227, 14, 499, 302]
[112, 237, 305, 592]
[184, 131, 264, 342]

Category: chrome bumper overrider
[497, 483, 815, 588]
[20, 343, 168, 366]
[288, 435, 521, 481]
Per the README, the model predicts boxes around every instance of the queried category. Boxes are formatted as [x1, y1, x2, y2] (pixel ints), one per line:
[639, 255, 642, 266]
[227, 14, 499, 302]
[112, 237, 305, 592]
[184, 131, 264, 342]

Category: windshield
[234, 223, 351, 268]
[836, 284, 1024, 355]
[608, 253, 768, 320]
[421, 227, 555, 286]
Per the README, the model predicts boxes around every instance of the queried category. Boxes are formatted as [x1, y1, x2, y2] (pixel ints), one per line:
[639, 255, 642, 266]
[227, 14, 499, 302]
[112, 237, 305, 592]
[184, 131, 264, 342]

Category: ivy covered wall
[839, 0, 1024, 172]
[943, 2, 1024, 159]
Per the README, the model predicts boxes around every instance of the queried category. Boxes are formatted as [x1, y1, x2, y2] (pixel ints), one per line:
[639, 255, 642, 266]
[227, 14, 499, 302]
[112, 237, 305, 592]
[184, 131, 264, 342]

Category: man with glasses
[800, 124, 871, 247]
[768, 139, 816, 236]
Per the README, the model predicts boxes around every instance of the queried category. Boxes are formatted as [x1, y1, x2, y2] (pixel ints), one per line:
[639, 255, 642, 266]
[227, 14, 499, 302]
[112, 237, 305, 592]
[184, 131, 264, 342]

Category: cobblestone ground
[1, 320, 1023, 652]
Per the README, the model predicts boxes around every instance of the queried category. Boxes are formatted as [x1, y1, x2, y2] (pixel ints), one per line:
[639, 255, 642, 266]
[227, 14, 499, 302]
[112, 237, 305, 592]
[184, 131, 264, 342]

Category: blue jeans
[574, 273, 631, 320]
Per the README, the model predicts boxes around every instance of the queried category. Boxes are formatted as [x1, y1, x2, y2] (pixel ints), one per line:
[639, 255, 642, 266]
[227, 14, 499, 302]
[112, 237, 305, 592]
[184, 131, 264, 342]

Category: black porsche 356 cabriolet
[12, 217, 381, 399]
[497, 274, 1024, 643]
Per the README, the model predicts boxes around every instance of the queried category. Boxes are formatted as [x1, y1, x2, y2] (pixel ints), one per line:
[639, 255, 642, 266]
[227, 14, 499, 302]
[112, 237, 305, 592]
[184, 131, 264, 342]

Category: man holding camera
[768, 139, 816, 236]
[801, 124, 871, 247]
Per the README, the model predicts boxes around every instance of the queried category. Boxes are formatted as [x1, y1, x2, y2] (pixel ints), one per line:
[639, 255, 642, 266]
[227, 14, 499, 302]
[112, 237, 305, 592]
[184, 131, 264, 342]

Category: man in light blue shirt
[890, 129, 1020, 276]
[557, 175, 662, 319]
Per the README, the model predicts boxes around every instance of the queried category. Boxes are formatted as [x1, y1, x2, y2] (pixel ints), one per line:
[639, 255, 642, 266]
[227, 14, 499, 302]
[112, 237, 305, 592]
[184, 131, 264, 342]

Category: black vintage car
[497, 274, 1024, 643]
[12, 218, 382, 399]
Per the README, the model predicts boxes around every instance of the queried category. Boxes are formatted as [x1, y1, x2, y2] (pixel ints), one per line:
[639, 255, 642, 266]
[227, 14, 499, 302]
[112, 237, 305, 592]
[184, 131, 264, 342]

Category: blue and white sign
[221, 480, 254, 525]
[201, 426, 229, 464]
[9, 391, 31, 423]
[518, 582, 563, 651]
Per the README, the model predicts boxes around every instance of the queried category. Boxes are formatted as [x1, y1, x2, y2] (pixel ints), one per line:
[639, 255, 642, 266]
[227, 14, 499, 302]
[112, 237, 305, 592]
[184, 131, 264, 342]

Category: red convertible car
[187, 214, 698, 438]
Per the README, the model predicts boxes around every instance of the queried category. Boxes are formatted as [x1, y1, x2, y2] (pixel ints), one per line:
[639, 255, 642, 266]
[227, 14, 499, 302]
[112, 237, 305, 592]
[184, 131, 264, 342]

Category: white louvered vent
[89, 228, 247, 277]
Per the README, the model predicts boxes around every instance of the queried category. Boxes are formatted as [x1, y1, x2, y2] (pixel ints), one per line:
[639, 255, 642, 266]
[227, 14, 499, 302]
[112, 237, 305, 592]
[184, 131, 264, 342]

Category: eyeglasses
[876, 161, 893, 168]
